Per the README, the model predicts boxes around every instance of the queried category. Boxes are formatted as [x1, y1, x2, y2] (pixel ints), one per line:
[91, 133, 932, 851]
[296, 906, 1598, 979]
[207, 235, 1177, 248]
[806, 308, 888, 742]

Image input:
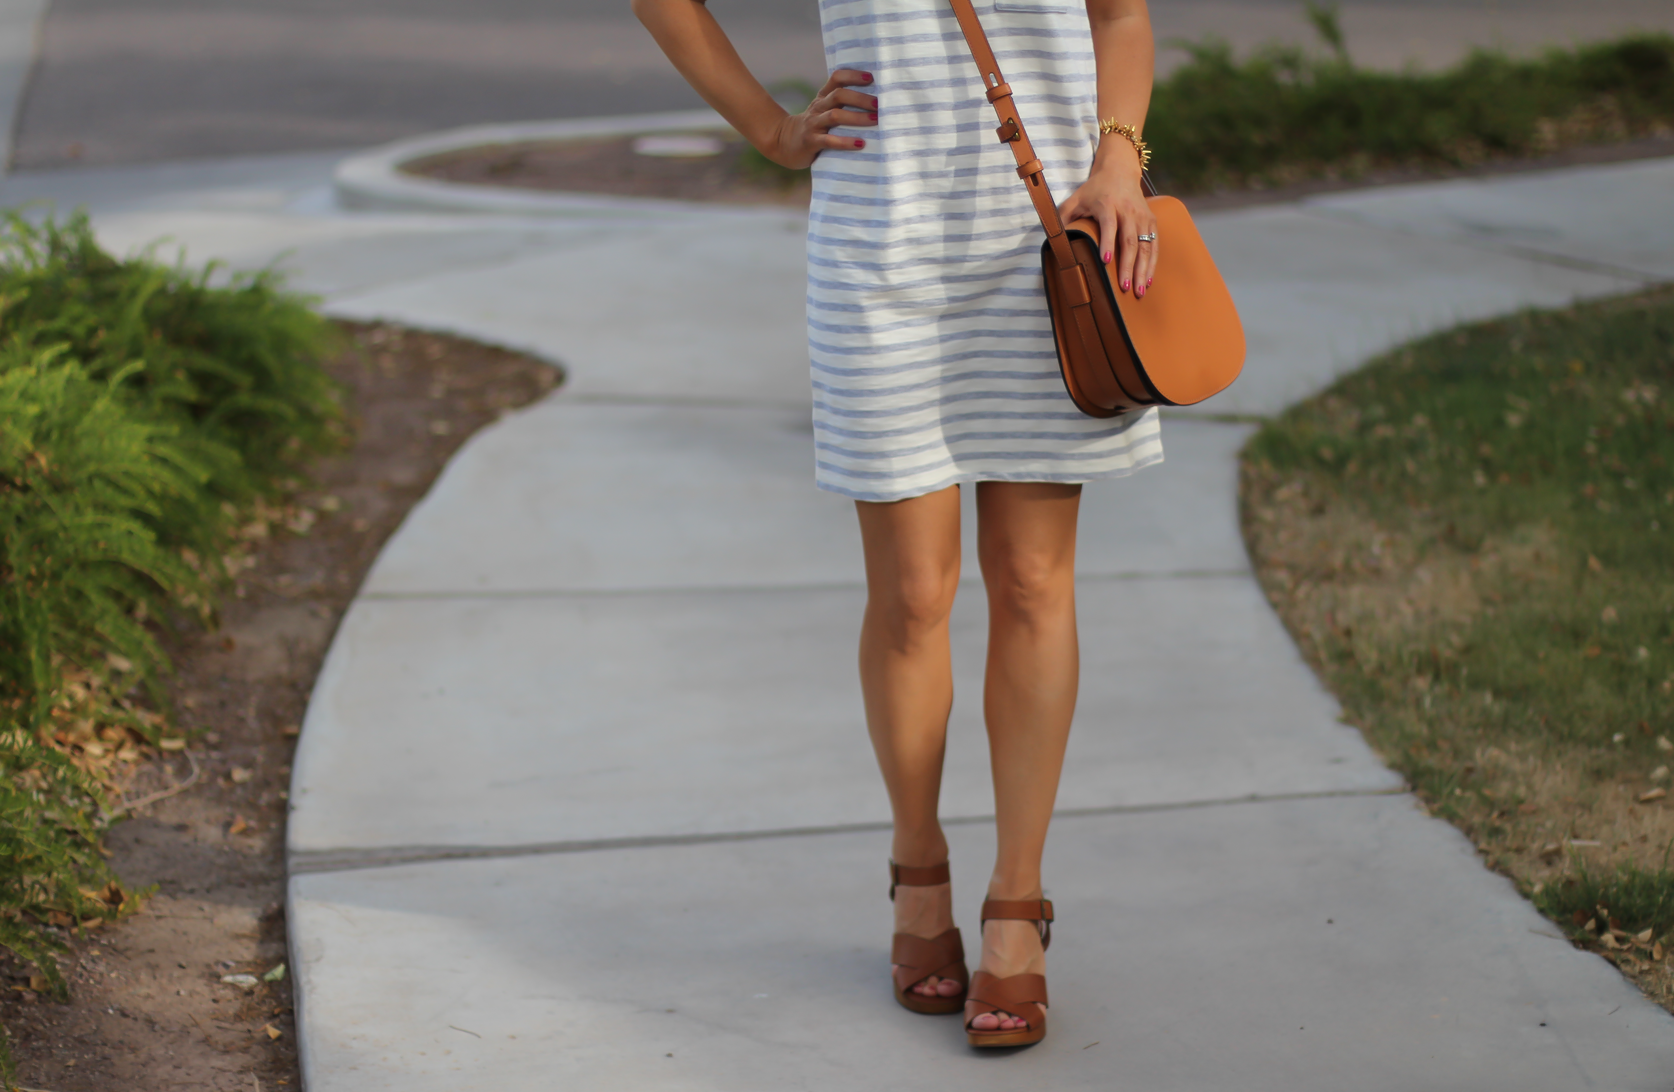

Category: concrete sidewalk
[10, 153, 1673, 1088]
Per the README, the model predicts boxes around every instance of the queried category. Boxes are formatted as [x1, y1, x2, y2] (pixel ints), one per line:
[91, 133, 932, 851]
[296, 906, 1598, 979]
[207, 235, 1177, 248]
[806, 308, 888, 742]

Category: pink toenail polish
[1103, 251, 1111, 263]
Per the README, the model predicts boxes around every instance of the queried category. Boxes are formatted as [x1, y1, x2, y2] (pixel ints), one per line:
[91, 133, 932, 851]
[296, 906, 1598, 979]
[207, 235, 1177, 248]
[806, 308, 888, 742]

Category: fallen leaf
[1600, 933, 1620, 949]
[1588, 554, 1605, 573]
[27, 974, 47, 992]
[105, 653, 133, 673]
[1601, 606, 1618, 624]
[1638, 788, 1667, 804]
[228, 816, 248, 836]
[220, 974, 259, 991]
[1636, 928, 1654, 944]
[1655, 942, 1666, 961]
[263, 1024, 283, 1040]
[1654, 766, 1669, 782]
[230, 767, 253, 784]
[158, 737, 187, 752]
[262, 962, 286, 983]
[280, 724, 301, 738]
[1659, 737, 1674, 753]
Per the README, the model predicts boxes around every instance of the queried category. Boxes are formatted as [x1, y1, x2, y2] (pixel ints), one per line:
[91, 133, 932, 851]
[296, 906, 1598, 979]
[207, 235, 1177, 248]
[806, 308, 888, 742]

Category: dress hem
[814, 450, 1165, 503]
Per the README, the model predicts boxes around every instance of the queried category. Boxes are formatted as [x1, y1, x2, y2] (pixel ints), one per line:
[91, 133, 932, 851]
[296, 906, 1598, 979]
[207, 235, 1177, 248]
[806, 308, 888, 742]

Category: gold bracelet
[1097, 119, 1151, 170]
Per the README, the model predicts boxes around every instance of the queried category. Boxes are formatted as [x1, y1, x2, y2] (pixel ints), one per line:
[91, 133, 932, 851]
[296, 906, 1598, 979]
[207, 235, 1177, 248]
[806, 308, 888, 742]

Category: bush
[1148, 11, 1674, 193]
[0, 212, 342, 1042]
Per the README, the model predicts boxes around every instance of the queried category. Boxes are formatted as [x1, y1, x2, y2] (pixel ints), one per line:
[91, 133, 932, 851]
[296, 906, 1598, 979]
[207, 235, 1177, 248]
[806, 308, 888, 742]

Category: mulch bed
[405, 132, 811, 206]
[400, 130, 1674, 211]
[0, 323, 560, 1091]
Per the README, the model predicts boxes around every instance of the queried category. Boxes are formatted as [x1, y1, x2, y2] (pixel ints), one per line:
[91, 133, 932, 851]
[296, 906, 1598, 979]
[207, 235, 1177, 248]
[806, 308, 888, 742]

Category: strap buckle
[995, 117, 1021, 144]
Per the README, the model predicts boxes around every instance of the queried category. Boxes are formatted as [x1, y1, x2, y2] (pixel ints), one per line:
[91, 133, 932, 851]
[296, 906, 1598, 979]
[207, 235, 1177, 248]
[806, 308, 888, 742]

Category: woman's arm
[632, 0, 876, 169]
[1059, 0, 1158, 297]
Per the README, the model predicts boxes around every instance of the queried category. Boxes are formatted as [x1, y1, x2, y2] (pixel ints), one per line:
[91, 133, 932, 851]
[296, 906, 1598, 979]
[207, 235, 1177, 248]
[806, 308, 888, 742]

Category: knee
[983, 549, 1074, 622]
[870, 567, 958, 644]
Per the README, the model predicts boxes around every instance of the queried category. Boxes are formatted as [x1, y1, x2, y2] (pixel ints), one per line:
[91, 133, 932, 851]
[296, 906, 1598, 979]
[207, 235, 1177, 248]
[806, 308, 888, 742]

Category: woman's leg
[969, 480, 1082, 1030]
[855, 484, 963, 998]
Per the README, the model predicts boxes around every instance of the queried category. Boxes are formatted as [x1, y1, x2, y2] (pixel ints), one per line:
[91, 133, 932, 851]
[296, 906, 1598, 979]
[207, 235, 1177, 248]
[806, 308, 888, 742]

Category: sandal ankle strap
[980, 897, 1054, 950]
[889, 860, 951, 900]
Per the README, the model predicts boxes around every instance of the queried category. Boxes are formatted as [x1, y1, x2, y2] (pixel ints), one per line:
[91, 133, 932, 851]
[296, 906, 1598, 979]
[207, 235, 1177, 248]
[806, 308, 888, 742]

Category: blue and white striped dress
[809, 0, 1162, 502]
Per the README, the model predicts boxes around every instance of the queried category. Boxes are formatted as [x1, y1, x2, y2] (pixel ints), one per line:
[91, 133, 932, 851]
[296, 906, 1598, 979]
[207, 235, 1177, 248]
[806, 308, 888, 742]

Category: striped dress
[809, 0, 1162, 502]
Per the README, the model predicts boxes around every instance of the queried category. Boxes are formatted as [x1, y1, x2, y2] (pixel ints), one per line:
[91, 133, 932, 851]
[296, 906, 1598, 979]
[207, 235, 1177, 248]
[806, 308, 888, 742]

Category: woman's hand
[760, 70, 877, 169]
[1058, 153, 1158, 298]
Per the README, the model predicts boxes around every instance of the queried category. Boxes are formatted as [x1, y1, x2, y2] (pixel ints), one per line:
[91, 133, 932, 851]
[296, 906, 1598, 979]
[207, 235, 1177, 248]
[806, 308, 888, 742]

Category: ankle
[891, 832, 949, 869]
[984, 878, 1043, 902]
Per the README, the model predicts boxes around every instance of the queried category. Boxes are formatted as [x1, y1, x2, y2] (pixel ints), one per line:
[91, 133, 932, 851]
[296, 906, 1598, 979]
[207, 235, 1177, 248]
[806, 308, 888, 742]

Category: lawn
[1241, 286, 1674, 1007]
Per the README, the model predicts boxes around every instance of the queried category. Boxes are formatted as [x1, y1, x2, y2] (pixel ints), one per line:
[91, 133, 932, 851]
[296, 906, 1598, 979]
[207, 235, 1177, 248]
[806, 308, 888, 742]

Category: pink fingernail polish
[869, 111, 878, 120]
[1147, 277, 1153, 287]
[1122, 280, 1130, 291]
[854, 138, 865, 148]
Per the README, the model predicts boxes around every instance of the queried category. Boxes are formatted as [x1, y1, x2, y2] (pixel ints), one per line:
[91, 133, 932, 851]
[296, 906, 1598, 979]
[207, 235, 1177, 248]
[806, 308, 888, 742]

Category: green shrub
[0, 212, 342, 1024]
[0, 211, 342, 508]
[1149, 14, 1674, 193]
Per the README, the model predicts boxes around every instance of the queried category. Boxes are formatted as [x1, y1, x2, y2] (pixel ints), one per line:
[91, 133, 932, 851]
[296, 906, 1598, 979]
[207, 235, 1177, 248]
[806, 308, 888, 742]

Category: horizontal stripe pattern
[808, 0, 1161, 501]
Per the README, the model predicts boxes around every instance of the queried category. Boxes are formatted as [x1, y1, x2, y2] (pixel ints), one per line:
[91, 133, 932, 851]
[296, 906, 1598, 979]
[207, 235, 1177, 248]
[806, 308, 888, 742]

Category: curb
[332, 110, 796, 220]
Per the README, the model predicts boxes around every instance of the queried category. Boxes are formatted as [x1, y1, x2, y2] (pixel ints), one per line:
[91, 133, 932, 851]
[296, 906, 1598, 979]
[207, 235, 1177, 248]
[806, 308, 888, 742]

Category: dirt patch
[404, 132, 810, 206]
[0, 323, 561, 1090]
[399, 131, 1674, 211]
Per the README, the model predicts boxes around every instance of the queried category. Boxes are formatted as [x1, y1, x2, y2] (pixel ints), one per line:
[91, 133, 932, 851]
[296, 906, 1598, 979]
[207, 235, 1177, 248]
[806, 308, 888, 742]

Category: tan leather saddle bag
[947, 0, 1246, 417]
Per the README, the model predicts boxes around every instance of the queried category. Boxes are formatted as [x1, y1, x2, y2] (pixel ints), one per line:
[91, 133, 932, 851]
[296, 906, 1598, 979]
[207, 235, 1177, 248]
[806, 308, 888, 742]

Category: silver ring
[1136, 233, 1157, 243]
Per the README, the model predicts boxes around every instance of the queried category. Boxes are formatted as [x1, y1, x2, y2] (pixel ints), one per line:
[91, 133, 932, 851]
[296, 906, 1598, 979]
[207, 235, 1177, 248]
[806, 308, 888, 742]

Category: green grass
[1241, 286, 1674, 1001]
[1536, 856, 1674, 940]
[1245, 290, 1674, 781]
[1149, 10, 1674, 193]
[0, 211, 342, 1042]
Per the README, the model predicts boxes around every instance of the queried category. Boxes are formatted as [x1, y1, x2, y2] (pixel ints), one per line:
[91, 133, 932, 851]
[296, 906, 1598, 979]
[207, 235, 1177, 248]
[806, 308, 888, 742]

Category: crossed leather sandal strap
[980, 897, 1054, 950]
[891, 927, 969, 993]
[889, 860, 951, 900]
[965, 970, 1049, 1029]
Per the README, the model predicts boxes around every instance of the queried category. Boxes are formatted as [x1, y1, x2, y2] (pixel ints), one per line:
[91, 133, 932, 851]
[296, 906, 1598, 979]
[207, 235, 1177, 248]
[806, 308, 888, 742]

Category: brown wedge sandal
[889, 861, 969, 1015]
[965, 897, 1053, 1048]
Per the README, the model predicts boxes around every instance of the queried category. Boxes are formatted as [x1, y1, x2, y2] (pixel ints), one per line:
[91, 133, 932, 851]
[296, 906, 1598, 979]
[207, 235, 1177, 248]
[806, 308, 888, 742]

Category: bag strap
[944, 0, 1160, 253]
[944, 0, 1078, 271]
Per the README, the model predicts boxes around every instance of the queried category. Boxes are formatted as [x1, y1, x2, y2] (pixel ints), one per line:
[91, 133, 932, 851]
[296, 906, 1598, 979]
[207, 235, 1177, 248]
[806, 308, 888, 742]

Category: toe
[935, 977, 963, 998]
[969, 1011, 1000, 1031]
[913, 975, 940, 996]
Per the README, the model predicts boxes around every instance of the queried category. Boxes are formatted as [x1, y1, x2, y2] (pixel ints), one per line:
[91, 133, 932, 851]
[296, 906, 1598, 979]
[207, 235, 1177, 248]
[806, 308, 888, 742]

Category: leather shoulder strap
[944, 0, 1071, 256]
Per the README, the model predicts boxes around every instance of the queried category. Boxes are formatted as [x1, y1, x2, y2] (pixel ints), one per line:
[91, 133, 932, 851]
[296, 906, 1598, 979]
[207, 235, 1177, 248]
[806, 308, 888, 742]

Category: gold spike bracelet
[1097, 119, 1151, 170]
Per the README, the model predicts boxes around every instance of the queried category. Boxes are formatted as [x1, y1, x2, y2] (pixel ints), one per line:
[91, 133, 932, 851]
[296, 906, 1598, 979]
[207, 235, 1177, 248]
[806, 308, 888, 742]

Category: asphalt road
[13, 0, 1674, 169]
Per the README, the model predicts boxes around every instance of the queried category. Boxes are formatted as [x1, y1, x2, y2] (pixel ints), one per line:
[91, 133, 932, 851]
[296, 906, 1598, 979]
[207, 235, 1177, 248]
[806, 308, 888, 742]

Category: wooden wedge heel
[965, 897, 1053, 1048]
[889, 861, 969, 1015]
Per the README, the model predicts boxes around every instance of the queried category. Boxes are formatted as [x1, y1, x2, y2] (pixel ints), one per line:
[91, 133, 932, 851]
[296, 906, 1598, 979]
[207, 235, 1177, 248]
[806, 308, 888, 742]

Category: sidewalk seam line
[287, 786, 1410, 876]
[355, 568, 1255, 602]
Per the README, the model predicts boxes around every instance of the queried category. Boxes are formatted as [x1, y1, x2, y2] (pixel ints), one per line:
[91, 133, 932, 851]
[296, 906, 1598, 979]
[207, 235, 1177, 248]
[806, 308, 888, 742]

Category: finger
[1096, 207, 1117, 269]
[830, 87, 880, 113]
[827, 68, 875, 90]
[817, 131, 866, 151]
[821, 106, 877, 129]
[1117, 218, 1139, 295]
[1141, 227, 1159, 292]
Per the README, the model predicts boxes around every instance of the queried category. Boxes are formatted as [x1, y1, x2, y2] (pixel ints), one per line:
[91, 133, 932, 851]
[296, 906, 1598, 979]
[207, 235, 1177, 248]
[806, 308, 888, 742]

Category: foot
[966, 917, 1047, 1031]
[893, 881, 964, 999]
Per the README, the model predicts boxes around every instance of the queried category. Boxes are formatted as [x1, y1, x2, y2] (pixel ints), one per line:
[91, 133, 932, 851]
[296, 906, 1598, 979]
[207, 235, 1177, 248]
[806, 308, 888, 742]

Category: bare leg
[968, 481, 1082, 1031]
[855, 485, 963, 998]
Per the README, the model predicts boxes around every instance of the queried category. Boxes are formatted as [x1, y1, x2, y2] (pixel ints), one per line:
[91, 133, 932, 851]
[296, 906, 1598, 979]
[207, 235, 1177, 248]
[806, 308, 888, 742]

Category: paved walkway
[16, 0, 1674, 168]
[6, 152, 1673, 1087]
